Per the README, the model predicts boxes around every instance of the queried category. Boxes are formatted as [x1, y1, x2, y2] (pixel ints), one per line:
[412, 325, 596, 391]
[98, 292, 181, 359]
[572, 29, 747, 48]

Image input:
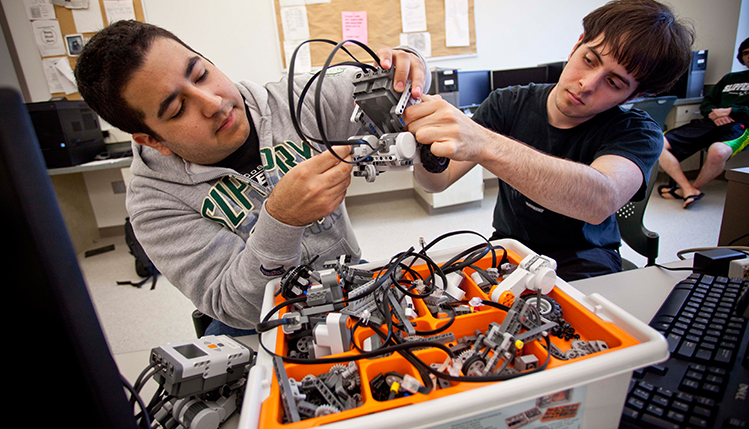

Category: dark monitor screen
[1, 88, 138, 428]
[458, 70, 491, 108]
[491, 66, 550, 90]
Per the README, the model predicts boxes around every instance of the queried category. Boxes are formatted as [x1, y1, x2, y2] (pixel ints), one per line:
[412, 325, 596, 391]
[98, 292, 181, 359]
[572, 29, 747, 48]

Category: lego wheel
[419, 143, 450, 174]
[462, 355, 487, 376]
[521, 294, 563, 323]
[383, 371, 404, 387]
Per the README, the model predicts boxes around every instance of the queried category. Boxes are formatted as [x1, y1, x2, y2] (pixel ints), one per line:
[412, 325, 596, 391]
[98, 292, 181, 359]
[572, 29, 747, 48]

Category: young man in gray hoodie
[75, 20, 429, 334]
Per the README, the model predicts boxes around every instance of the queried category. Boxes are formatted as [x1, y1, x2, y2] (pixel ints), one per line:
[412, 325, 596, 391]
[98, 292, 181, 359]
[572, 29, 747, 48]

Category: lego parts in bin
[256, 232, 618, 426]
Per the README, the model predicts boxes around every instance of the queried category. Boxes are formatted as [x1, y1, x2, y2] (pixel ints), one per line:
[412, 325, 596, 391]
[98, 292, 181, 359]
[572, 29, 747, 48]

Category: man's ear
[133, 132, 172, 156]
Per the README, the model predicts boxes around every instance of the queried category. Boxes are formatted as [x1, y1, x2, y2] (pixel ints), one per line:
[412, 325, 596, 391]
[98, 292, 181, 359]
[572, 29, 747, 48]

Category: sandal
[658, 185, 682, 200]
[682, 192, 705, 209]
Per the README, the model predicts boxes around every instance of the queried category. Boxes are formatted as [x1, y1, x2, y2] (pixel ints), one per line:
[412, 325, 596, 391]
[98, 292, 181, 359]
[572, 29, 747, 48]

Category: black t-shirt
[211, 103, 267, 186]
[472, 83, 662, 254]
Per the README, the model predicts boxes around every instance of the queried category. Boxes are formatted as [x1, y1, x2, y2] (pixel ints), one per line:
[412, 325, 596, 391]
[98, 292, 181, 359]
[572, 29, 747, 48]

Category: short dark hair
[580, 0, 694, 96]
[74, 20, 199, 140]
[738, 38, 749, 66]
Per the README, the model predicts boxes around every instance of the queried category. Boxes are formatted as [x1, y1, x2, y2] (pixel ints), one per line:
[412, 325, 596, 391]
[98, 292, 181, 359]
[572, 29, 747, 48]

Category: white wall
[3, 0, 745, 102]
[732, 0, 749, 72]
[140, 0, 745, 89]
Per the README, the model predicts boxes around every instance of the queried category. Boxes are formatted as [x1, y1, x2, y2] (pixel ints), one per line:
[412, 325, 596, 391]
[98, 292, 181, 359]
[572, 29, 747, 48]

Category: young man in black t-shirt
[405, 0, 694, 281]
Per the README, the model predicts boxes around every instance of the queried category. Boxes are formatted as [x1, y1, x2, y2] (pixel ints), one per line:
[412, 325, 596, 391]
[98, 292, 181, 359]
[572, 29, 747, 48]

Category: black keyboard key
[665, 333, 682, 353]
[646, 403, 665, 417]
[633, 387, 650, 401]
[694, 405, 714, 418]
[671, 400, 689, 413]
[652, 395, 670, 407]
[648, 363, 668, 376]
[688, 415, 709, 428]
[714, 348, 734, 365]
[621, 406, 639, 421]
[666, 410, 685, 424]
[621, 272, 748, 429]
[654, 289, 691, 319]
[627, 396, 645, 410]
[677, 340, 697, 359]
[675, 391, 693, 403]
[695, 349, 713, 362]
[680, 378, 700, 392]
[641, 413, 681, 429]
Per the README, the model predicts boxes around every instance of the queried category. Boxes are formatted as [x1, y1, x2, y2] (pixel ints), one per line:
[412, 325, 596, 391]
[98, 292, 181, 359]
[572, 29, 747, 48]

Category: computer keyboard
[620, 272, 748, 429]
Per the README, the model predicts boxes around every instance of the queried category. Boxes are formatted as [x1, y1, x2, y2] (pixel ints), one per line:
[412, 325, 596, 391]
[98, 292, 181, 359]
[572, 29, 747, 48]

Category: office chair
[616, 161, 661, 269]
[625, 95, 677, 131]
[614, 96, 676, 269]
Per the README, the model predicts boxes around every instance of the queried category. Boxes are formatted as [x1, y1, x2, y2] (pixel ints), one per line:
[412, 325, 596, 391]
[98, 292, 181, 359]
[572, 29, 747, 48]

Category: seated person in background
[658, 38, 749, 209]
[74, 20, 429, 335]
[405, 0, 694, 282]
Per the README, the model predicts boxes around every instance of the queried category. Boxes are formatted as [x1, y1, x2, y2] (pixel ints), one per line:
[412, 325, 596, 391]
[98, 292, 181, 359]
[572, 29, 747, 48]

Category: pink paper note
[342, 11, 368, 45]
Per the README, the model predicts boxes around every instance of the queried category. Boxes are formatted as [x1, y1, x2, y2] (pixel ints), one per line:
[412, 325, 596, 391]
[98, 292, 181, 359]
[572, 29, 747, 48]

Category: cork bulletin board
[273, 0, 476, 69]
[41, 0, 146, 100]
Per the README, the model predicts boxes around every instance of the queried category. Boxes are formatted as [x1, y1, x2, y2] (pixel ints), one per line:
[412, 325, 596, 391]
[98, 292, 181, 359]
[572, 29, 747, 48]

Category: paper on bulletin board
[284, 40, 311, 74]
[54, 58, 79, 94]
[24, 0, 55, 20]
[42, 57, 66, 93]
[104, 0, 136, 24]
[401, 0, 427, 33]
[281, 5, 310, 41]
[445, 0, 469, 47]
[342, 11, 367, 45]
[400, 32, 432, 58]
[72, 0, 105, 33]
[32, 19, 66, 56]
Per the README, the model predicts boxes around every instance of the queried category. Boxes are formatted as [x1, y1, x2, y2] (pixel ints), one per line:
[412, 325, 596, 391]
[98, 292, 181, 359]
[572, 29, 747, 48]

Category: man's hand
[708, 107, 734, 126]
[376, 47, 427, 99]
[403, 94, 490, 162]
[265, 145, 353, 226]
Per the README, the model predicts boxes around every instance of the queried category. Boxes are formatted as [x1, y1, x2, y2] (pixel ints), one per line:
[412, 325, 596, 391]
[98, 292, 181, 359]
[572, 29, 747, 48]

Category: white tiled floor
[80, 177, 729, 355]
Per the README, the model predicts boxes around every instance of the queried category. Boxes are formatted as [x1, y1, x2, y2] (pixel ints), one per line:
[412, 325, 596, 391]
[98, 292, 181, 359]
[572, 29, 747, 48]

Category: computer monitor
[0, 88, 138, 428]
[491, 66, 550, 91]
[457, 70, 491, 109]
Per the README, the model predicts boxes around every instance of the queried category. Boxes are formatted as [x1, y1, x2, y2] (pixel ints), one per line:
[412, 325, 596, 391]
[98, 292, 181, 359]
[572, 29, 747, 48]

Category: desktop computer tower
[665, 50, 707, 98]
[26, 99, 106, 168]
[427, 69, 460, 107]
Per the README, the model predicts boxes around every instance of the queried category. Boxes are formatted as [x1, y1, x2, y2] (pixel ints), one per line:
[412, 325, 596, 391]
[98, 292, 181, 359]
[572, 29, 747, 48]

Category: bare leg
[691, 142, 733, 190]
[659, 137, 698, 198]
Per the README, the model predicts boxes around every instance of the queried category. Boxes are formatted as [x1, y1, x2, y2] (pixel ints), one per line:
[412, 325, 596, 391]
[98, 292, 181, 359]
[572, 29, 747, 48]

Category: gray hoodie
[126, 67, 367, 329]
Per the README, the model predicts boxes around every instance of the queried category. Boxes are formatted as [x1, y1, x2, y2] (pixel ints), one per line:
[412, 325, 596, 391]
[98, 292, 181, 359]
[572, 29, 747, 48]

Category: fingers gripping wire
[287, 38, 381, 164]
[287, 38, 450, 182]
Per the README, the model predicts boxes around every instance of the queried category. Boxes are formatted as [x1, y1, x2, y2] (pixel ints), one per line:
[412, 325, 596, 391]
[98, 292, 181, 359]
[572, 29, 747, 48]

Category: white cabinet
[665, 103, 703, 130]
[413, 165, 484, 213]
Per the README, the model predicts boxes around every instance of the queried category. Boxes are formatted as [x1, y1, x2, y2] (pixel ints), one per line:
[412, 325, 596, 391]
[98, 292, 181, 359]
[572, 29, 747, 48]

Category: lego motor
[286, 39, 449, 184]
[349, 66, 449, 182]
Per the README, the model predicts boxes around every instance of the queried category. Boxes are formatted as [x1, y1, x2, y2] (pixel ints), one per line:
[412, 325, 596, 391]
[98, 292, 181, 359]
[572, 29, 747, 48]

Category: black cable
[287, 38, 382, 165]
[314, 39, 382, 164]
[727, 232, 749, 246]
[120, 373, 152, 429]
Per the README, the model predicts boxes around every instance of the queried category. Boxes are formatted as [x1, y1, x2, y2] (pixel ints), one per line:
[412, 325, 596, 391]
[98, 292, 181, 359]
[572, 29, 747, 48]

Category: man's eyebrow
[156, 56, 201, 119]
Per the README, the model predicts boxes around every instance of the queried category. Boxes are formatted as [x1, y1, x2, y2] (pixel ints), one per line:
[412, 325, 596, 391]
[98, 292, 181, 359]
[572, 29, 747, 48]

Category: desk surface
[115, 261, 693, 428]
[726, 166, 749, 184]
[46, 155, 132, 176]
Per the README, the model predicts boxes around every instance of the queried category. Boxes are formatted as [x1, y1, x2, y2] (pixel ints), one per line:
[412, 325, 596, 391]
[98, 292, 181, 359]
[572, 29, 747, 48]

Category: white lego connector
[490, 254, 557, 303]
